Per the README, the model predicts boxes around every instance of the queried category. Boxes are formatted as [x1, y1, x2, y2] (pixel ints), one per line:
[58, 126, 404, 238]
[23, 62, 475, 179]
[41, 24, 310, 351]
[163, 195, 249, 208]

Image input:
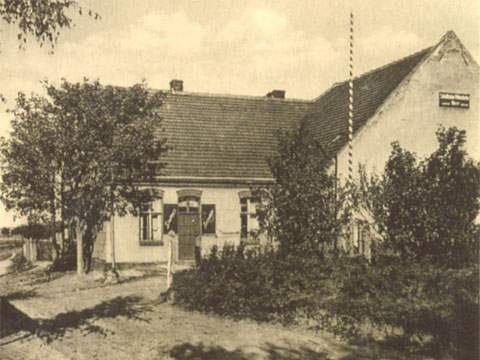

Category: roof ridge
[313, 45, 434, 101]
[159, 90, 314, 103]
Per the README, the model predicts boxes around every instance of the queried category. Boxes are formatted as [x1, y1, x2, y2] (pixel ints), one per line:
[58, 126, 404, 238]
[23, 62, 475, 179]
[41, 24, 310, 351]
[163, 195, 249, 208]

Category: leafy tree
[11, 222, 50, 239]
[0, 0, 99, 49]
[0, 79, 167, 272]
[1, 226, 10, 236]
[357, 126, 480, 267]
[254, 121, 346, 258]
[0, 92, 62, 254]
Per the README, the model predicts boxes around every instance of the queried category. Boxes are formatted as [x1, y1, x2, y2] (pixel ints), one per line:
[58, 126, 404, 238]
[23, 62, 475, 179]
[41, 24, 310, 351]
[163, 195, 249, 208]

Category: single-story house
[92, 30, 479, 265]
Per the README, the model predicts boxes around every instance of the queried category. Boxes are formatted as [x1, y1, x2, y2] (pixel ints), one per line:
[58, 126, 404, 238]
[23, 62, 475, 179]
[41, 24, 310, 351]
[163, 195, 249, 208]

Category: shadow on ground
[3, 289, 37, 301]
[167, 339, 416, 360]
[1, 295, 152, 344]
[168, 342, 332, 360]
[36, 295, 152, 342]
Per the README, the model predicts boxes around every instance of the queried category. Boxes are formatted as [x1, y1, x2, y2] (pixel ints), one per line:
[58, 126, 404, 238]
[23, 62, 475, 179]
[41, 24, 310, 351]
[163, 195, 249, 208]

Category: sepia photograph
[0, 1, 478, 359]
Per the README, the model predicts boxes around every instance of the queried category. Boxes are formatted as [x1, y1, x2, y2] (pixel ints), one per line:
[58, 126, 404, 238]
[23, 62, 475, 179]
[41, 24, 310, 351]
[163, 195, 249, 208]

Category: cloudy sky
[0, 0, 478, 226]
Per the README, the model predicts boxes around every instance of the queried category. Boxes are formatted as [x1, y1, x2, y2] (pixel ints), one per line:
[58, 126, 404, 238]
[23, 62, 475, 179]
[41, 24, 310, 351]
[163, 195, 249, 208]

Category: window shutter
[140, 213, 149, 241]
[164, 204, 178, 234]
[201, 204, 216, 234]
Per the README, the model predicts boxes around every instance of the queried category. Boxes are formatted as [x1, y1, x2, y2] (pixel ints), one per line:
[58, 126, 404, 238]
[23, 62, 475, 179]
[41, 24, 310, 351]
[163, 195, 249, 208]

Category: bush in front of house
[322, 254, 479, 359]
[172, 244, 282, 321]
[173, 122, 345, 322]
[331, 126, 480, 357]
[171, 243, 339, 323]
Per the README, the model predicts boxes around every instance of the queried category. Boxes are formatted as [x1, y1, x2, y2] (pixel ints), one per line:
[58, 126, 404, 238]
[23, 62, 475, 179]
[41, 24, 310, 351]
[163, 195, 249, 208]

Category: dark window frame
[239, 196, 258, 240]
[139, 200, 164, 246]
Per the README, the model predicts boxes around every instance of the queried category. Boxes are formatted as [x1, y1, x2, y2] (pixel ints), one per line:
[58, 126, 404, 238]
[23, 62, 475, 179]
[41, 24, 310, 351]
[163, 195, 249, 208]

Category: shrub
[6, 252, 31, 273]
[172, 244, 276, 321]
[322, 255, 479, 358]
[356, 127, 480, 267]
[11, 223, 51, 240]
[172, 244, 339, 323]
[50, 242, 77, 272]
[172, 126, 479, 358]
[172, 243, 478, 358]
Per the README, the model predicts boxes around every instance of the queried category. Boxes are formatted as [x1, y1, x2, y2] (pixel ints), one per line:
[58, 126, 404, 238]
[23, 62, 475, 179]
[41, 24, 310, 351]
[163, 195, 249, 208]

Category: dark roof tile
[158, 93, 313, 179]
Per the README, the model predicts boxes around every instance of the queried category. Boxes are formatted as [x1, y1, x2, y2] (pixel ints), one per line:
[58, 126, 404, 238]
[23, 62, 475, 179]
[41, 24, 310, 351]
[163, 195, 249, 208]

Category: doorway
[177, 196, 200, 260]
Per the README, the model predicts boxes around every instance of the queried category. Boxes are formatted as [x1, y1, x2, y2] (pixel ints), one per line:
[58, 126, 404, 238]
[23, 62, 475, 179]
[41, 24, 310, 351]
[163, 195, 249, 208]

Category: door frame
[176, 189, 202, 261]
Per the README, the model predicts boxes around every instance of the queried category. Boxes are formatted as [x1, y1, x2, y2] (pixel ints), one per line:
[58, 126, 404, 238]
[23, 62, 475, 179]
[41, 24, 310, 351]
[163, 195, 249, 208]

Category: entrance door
[178, 197, 200, 260]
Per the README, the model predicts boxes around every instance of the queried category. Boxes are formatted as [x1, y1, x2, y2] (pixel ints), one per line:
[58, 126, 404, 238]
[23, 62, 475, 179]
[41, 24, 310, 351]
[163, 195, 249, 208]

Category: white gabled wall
[337, 33, 479, 182]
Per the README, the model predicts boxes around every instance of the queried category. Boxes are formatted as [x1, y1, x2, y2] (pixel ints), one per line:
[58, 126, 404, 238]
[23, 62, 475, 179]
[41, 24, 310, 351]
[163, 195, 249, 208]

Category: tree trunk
[76, 220, 84, 275]
[60, 178, 66, 256]
[110, 210, 116, 271]
[83, 228, 94, 274]
[50, 198, 60, 260]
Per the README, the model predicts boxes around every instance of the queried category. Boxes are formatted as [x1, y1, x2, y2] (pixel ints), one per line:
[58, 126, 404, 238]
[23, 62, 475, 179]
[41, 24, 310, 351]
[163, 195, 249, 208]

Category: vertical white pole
[166, 235, 173, 289]
[347, 11, 355, 251]
[76, 220, 83, 275]
[111, 212, 116, 271]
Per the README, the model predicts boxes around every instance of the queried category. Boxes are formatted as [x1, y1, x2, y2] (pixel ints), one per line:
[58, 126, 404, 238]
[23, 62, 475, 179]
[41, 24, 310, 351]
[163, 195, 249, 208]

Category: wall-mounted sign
[439, 92, 470, 109]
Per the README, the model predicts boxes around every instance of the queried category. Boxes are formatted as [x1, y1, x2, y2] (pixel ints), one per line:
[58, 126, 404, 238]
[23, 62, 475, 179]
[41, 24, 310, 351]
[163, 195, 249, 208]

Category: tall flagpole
[347, 11, 355, 251]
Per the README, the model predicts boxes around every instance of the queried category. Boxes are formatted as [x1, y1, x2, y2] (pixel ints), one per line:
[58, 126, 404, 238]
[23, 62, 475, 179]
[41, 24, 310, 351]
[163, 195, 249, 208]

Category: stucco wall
[337, 38, 479, 181]
[92, 226, 106, 261]
[104, 186, 253, 263]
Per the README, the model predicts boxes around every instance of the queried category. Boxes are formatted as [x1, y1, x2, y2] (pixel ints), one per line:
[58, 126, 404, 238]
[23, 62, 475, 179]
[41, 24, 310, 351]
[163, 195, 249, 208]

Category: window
[139, 200, 163, 245]
[178, 196, 199, 214]
[201, 204, 216, 234]
[240, 197, 258, 239]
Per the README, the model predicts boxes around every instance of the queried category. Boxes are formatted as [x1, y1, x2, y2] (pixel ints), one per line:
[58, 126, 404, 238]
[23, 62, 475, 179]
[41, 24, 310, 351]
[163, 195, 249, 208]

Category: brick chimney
[266, 90, 285, 99]
[170, 79, 183, 92]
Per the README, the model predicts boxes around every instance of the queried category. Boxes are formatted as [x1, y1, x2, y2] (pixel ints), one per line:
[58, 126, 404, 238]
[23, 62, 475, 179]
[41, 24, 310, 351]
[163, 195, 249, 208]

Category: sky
[0, 0, 478, 227]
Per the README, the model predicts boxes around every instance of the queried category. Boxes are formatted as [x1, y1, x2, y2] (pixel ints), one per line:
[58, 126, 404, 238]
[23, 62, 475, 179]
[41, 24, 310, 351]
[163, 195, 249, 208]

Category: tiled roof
[157, 93, 313, 179]
[304, 47, 433, 155]
[155, 45, 434, 181]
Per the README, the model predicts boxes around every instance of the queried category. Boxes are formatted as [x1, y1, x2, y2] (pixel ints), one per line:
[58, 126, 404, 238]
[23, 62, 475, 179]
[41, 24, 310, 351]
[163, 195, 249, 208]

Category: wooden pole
[166, 235, 173, 289]
[104, 186, 119, 282]
[110, 211, 116, 271]
[346, 11, 355, 252]
[76, 220, 83, 275]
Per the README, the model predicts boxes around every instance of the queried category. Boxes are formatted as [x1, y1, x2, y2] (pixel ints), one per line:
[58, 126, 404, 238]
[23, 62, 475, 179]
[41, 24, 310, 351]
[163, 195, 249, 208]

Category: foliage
[0, 93, 54, 222]
[11, 223, 50, 239]
[0, 79, 167, 272]
[6, 252, 31, 272]
[172, 242, 479, 358]
[171, 244, 335, 323]
[322, 255, 479, 359]
[253, 121, 346, 258]
[356, 127, 480, 267]
[0, 0, 99, 49]
[330, 127, 480, 357]
[172, 126, 479, 358]
[1, 227, 10, 236]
